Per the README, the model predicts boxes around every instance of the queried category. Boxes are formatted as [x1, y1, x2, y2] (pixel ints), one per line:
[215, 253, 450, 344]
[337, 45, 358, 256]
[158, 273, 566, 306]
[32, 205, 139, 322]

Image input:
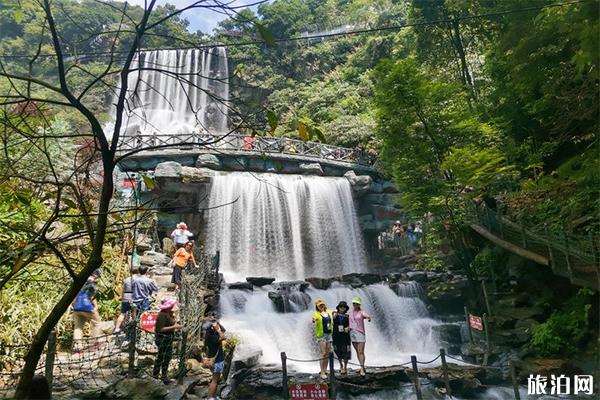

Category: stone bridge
[115, 134, 404, 256]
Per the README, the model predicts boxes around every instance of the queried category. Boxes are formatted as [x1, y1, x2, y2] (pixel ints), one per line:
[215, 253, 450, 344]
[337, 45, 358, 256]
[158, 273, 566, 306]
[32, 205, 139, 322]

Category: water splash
[205, 172, 368, 281]
[106, 47, 229, 139]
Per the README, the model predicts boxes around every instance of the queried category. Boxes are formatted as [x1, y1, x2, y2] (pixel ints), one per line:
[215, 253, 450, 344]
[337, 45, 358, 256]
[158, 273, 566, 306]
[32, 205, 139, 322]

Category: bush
[531, 288, 593, 356]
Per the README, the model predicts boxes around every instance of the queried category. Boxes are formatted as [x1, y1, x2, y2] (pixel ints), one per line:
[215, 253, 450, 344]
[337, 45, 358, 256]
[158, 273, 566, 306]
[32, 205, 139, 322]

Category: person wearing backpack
[72, 269, 102, 352]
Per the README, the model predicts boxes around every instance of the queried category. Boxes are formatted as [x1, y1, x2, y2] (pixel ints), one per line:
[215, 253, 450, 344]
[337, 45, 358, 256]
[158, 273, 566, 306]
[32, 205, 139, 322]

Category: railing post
[464, 306, 473, 344]
[509, 360, 521, 400]
[481, 279, 492, 317]
[544, 224, 556, 271]
[562, 233, 573, 278]
[519, 218, 527, 248]
[177, 331, 188, 385]
[440, 349, 452, 397]
[482, 313, 490, 366]
[128, 305, 138, 378]
[411, 355, 423, 400]
[328, 352, 336, 400]
[281, 352, 289, 400]
[44, 330, 57, 392]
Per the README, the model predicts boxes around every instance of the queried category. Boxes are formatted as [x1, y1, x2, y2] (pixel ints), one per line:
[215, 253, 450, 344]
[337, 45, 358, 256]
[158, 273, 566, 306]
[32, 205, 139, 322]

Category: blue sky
[125, 0, 263, 33]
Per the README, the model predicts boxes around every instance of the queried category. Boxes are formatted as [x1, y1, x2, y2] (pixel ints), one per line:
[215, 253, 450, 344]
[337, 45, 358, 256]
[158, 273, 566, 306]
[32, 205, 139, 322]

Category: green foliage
[531, 288, 594, 356]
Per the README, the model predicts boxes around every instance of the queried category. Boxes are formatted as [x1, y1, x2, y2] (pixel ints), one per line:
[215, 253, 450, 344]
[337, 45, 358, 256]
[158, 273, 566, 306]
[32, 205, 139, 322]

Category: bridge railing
[117, 132, 375, 166]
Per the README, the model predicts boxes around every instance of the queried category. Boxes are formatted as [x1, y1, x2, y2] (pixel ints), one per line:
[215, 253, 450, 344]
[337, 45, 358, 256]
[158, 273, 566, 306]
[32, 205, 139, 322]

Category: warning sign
[290, 383, 329, 399]
[469, 314, 484, 331]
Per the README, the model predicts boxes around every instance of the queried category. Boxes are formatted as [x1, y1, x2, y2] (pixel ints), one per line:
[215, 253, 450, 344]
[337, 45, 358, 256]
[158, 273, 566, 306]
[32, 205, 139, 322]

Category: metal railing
[117, 132, 376, 166]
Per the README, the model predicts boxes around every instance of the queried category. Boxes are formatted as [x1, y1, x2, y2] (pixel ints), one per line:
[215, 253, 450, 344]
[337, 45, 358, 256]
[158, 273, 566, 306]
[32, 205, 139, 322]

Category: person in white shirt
[170, 222, 194, 249]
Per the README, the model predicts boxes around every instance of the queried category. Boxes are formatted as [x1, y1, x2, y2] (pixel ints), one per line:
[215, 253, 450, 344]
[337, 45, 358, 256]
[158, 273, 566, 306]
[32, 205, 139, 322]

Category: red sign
[123, 179, 136, 189]
[469, 314, 484, 331]
[290, 384, 329, 400]
[140, 313, 158, 332]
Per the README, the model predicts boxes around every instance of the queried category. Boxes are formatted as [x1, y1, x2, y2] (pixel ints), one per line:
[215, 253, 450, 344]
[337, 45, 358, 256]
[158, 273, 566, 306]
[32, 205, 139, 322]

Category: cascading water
[205, 172, 368, 281]
[219, 283, 441, 372]
[106, 47, 229, 138]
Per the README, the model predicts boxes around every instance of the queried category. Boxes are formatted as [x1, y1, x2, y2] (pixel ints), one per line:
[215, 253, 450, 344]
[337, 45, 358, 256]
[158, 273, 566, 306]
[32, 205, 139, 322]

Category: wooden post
[177, 331, 188, 385]
[44, 330, 57, 391]
[482, 314, 490, 366]
[464, 306, 473, 344]
[519, 218, 527, 248]
[328, 352, 336, 400]
[440, 349, 452, 397]
[481, 280, 492, 317]
[509, 360, 521, 400]
[411, 355, 423, 400]
[128, 305, 138, 378]
[281, 352, 289, 400]
[544, 224, 556, 271]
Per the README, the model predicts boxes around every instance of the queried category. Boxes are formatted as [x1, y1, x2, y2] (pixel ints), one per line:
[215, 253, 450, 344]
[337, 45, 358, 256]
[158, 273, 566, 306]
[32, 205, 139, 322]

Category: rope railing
[117, 132, 376, 167]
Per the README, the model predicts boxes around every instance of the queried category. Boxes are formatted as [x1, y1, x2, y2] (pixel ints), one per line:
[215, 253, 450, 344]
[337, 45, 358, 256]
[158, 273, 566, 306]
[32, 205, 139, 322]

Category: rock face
[228, 282, 254, 291]
[340, 273, 382, 288]
[181, 166, 213, 183]
[139, 251, 171, 267]
[196, 154, 221, 169]
[103, 377, 168, 399]
[246, 277, 276, 287]
[299, 162, 323, 175]
[344, 170, 373, 196]
[305, 277, 333, 290]
[154, 161, 182, 179]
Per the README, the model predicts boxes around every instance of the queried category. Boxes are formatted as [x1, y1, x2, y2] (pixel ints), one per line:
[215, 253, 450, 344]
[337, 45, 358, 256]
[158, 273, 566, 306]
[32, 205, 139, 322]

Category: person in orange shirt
[171, 241, 196, 290]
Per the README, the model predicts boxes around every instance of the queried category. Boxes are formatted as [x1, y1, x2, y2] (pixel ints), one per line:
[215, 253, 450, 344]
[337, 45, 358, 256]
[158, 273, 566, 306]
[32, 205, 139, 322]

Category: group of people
[312, 297, 371, 379]
[378, 220, 423, 250]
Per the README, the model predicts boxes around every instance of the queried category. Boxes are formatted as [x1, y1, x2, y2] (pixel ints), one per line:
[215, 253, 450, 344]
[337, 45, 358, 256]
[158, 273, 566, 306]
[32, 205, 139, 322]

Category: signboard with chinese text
[469, 314, 484, 331]
[290, 383, 329, 400]
[140, 312, 157, 332]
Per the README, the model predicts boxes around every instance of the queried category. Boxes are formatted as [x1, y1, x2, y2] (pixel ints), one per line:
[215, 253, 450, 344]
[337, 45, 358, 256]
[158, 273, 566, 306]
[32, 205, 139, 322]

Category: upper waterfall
[205, 172, 368, 281]
[107, 47, 229, 139]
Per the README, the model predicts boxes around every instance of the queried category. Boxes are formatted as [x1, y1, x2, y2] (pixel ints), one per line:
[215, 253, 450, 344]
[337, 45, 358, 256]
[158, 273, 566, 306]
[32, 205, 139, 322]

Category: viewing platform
[116, 133, 377, 175]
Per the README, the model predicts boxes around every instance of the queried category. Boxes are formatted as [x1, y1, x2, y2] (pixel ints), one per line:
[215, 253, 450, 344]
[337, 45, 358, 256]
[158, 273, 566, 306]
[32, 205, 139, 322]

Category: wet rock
[246, 277, 276, 287]
[340, 273, 382, 288]
[344, 171, 373, 196]
[299, 162, 323, 175]
[492, 327, 531, 346]
[228, 282, 254, 291]
[406, 271, 428, 282]
[268, 290, 311, 313]
[432, 324, 462, 355]
[495, 306, 545, 321]
[196, 154, 221, 169]
[232, 344, 263, 371]
[104, 377, 168, 399]
[381, 180, 398, 193]
[421, 364, 484, 398]
[140, 251, 171, 266]
[154, 161, 182, 179]
[274, 281, 310, 292]
[305, 277, 333, 290]
[369, 182, 383, 193]
[181, 166, 213, 183]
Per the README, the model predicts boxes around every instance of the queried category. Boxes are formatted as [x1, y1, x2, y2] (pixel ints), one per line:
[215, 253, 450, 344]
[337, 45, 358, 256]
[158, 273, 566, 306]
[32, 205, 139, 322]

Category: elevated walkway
[116, 133, 376, 175]
[467, 204, 599, 291]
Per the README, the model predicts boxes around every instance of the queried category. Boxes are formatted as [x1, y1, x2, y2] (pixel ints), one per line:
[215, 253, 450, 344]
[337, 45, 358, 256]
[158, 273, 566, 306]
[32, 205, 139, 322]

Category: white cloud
[122, 0, 262, 33]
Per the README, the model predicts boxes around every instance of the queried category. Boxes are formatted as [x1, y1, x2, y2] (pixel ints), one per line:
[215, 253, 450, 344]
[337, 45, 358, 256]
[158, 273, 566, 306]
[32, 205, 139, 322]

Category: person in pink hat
[170, 222, 194, 249]
[153, 298, 183, 384]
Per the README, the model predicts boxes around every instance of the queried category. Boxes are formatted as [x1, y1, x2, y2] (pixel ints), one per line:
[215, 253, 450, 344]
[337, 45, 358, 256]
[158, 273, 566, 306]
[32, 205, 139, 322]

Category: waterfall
[219, 283, 441, 372]
[205, 172, 368, 281]
[106, 47, 229, 138]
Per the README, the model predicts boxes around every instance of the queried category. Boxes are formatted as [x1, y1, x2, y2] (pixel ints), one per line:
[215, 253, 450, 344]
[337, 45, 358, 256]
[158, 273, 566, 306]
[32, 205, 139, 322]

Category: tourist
[170, 222, 194, 249]
[312, 299, 333, 379]
[406, 224, 416, 245]
[171, 241, 197, 291]
[132, 265, 158, 312]
[153, 298, 183, 385]
[349, 297, 371, 376]
[332, 301, 351, 375]
[114, 266, 139, 334]
[71, 269, 102, 352]
[205, 317, 227, 400]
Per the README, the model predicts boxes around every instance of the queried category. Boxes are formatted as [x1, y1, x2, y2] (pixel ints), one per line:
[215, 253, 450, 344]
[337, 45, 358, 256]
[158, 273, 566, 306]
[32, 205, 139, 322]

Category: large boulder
[181, 166, 213, 183]
[299, 162, 323, 175]
[344, 171, 373, 196]
[195, 154, 221, 169]
[228, 282, 254, 291]
[305, 277, 333, 290]
[140, 251, 171, 267]
[154, 161, 182, 179]
[232, 344, 263, 371]
[246, 277, 276, 287]
[103, 377, 168, 399]
[340, 273, 382, 288]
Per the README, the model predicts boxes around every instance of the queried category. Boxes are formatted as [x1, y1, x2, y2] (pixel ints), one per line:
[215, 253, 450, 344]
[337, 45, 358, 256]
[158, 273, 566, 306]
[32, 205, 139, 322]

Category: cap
[351, 297, 362, 305]
[160, 298, 177, 311]
[315, 299, 326, 307]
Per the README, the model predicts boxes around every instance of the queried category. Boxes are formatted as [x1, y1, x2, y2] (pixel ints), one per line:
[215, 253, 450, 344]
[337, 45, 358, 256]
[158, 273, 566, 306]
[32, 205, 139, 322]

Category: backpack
[73, 287, 94, 312]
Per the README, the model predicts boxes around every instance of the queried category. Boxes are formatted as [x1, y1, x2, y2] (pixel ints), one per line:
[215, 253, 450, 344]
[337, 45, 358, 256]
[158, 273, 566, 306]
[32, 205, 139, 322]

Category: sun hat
[315, 299, 326, 307]
[177, 222, 187, 229]
[336, 301, 349, 311]
[160, 298, 177, 311]
[351, 297, 362, 305]
[395, 220, 401, 224]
